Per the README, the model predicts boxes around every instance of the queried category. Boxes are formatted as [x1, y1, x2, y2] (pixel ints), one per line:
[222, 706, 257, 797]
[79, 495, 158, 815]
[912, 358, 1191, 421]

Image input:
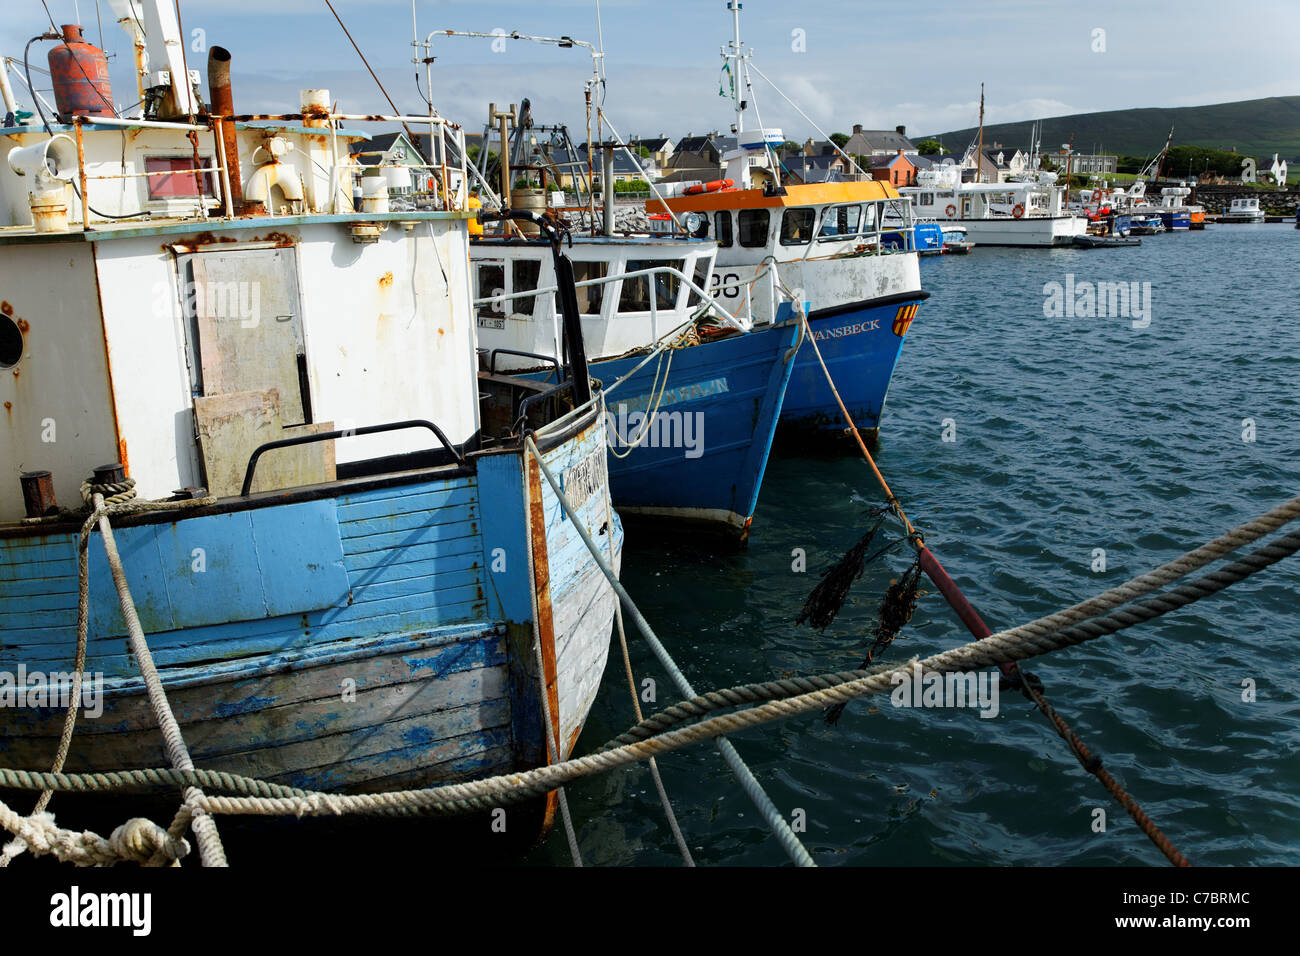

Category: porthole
[0, 314, 22, 369]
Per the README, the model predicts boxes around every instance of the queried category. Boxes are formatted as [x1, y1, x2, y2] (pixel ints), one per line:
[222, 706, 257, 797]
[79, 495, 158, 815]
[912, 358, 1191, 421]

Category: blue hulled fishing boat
[473, 232, 796, 543]
[645, 2, 928, 445]
[0, 6, 619, 827]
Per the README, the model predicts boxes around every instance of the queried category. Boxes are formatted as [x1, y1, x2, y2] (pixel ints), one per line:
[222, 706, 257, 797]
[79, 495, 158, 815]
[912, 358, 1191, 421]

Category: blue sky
[7, 1, 1298, 145]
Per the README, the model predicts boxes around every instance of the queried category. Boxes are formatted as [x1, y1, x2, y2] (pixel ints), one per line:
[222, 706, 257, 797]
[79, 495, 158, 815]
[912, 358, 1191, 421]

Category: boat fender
[1012, 203, 1024, 219]
[945, 204, 956, 217]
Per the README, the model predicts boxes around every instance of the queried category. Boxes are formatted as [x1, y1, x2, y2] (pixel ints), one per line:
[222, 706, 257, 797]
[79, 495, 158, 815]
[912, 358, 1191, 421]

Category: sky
[5, 0, 1298, 147]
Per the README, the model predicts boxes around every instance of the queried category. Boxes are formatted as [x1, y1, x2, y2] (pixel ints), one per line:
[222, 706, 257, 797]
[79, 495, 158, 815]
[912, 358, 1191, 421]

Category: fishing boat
[1154, 185, 1192, 231]
[643, 2, 928, 445]
[887, 219, 945, 255]
[443, 27, 798, 544]
[0, 6, 620, 821]
[470, 229, 797, 544]
[1220, 197, 1266, 223]
[895, 162, 1087, 246]
[1072, 234, 1141, 249]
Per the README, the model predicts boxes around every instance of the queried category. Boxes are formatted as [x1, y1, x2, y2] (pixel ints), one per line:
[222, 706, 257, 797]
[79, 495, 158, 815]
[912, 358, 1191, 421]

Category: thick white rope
[90, 494, 228, 867]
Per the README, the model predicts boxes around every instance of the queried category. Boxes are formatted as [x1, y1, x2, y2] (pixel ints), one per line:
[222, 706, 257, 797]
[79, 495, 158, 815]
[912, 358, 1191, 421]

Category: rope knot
[80, 477, 137, 506]
[108, 817, 172, 864]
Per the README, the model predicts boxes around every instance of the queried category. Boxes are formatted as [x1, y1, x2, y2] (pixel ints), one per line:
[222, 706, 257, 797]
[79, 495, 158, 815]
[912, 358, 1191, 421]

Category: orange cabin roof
[647, 180, 900, 215]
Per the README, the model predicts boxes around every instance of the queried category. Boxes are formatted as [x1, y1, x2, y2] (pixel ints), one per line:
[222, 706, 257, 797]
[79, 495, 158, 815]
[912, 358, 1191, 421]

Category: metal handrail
[487, 348, 561, 374]
[240, 419, 464, 496]
[473, 263, 758, 332]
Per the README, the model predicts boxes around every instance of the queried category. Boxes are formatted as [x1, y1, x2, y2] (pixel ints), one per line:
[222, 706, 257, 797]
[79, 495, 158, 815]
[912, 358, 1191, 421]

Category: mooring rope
[784, 296, 1205, 865]
[2, 509, 1295, 833]
[601, 484, 695, 866]
[88, 493, 228, 867]
[1, 490, 217, 868]
[525, 437, 817, 867]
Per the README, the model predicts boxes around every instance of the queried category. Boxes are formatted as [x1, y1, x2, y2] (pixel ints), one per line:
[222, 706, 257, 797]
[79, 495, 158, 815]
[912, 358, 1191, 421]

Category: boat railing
[62, 110, 469, 227]
[475, 263, 766, 363]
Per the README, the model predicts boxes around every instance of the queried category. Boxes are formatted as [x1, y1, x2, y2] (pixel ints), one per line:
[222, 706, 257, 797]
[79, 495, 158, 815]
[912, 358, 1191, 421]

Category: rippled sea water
[527, 223, 1300, 867]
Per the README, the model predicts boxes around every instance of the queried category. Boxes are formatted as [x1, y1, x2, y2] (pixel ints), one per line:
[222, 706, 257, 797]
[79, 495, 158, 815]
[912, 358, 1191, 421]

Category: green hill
[922, 96, 1300, 164]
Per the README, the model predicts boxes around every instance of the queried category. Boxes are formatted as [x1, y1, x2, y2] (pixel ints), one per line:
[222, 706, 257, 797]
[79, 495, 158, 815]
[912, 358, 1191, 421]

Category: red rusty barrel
[48, 24, 114, 121]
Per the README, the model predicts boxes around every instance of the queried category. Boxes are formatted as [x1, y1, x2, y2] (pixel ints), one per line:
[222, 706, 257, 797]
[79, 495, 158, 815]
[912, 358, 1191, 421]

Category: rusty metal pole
[20, 471, 56, 518]
[74, 118, 89, 230]
[207, 46, 242, 214]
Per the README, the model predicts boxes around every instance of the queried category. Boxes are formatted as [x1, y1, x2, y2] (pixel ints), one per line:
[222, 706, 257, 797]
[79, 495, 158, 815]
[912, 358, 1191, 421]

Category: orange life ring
[1092, 189, 1103, 203]
[945, 204, 957, 217]
[1012, 203, 1025, 219]
[684, 178, 735, 196]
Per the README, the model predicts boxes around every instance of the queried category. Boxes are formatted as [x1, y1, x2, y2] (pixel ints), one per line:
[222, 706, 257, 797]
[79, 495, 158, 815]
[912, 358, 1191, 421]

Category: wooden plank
[193, 388, 335, 497]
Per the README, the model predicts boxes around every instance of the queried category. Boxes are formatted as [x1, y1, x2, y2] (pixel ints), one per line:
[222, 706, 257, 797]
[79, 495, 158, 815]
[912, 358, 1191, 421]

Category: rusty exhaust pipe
[208, 46, 243, 213]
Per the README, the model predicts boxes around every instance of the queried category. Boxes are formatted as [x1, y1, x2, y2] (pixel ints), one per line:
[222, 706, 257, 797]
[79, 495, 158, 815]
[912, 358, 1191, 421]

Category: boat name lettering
[613, 377, 730, 415]
[812, 320, 880, 341]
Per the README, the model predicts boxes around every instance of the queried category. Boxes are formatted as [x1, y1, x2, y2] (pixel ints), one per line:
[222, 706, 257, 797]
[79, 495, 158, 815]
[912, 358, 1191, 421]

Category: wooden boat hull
[0, 405, 620, 796]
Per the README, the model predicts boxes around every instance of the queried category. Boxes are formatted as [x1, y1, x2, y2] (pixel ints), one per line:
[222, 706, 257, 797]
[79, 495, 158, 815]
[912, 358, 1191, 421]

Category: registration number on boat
[561, 448, 605, 509]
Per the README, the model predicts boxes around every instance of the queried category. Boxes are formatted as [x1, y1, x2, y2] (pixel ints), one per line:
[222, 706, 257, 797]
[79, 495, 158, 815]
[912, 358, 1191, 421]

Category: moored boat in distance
[0, 5, 620, 822]
[896, 162, 1088, 246]
[1220, 197, 1266, 223]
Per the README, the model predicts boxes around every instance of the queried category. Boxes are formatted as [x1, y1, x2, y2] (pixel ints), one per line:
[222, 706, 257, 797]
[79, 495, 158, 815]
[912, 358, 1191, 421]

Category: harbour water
[528, 223, 1300, 866]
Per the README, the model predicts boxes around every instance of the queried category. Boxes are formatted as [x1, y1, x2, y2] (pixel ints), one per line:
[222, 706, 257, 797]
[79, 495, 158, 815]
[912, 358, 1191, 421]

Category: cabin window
[511, 259, 541, 317]
[819, 204, 862, 239]
[619, 260, 684, 313]
[477, 262, 506, 316]
[144, 155, 217, 199]
[714, 211, 733, 247]
[571, 261, 608, 315]
[779, 207, 817, 245]
[687, 254, 714, 307]
[737, 209, 770, 247]
[0, 313, 22, 368]
[918, 192, 934, 206]
[861, 202, 879, 232]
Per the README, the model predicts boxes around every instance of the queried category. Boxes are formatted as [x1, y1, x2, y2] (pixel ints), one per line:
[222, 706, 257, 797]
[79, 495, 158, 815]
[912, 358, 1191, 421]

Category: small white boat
[1220, 197, 1266, 223]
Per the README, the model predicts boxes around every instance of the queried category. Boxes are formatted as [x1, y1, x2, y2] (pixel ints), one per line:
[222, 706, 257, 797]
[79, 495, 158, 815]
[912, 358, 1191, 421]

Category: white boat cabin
[470, 236, 719, 370]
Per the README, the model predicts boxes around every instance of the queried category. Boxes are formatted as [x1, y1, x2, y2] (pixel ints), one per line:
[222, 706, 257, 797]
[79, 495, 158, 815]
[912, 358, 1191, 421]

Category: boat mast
[727, 0, 744, 138]
[977, 83, 984, 182]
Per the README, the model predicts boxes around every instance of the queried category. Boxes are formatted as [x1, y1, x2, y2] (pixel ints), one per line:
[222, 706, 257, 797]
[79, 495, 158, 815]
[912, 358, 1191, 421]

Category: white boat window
[687, 254, 714, 307]
[619, 259, 684, 313]
[861, 202, 878, 231]
[818, 204, 862, 239]
[511, 260, 541, 317]
[918, 192, 935, 206]
[477, 261, 506, 316]
[571, 261, 608, 315]
[715, 212, 733, 247]
[738, 209, 770, 248]
[779, 207, 817, 245]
